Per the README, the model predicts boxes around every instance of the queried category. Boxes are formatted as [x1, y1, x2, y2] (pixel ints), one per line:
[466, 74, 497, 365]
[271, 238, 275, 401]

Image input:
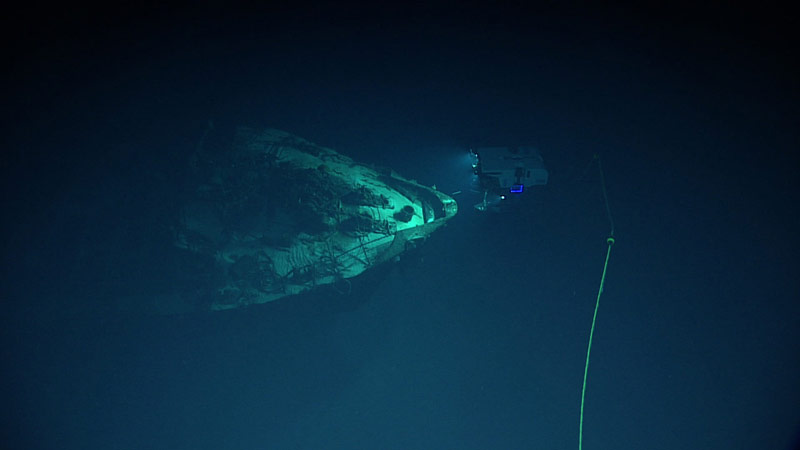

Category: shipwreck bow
[167, 128, 457, 312]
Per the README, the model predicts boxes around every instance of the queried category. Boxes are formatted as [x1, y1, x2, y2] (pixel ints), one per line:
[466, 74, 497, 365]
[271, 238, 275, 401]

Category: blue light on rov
[510, 184, 524, 193]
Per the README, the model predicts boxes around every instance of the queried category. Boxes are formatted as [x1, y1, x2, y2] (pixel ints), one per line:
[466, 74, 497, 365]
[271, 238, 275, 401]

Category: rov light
[510, 184, 524, 193]
[462, 150, 479, 171]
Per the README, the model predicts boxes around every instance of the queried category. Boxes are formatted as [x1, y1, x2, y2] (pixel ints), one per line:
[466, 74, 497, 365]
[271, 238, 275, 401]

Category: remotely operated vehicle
[470, 146, 549, 211]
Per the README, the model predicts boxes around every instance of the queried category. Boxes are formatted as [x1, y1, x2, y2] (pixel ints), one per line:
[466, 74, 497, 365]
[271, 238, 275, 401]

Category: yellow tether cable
[578, 154, 615, 450]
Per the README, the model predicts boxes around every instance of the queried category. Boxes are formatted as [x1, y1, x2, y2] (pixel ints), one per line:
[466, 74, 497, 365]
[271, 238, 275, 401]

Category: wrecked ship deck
[162, 128, 458, 313]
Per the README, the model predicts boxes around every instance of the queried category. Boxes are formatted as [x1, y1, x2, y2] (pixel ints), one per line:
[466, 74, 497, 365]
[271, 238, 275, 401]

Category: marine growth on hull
[172, 128, 457, 312]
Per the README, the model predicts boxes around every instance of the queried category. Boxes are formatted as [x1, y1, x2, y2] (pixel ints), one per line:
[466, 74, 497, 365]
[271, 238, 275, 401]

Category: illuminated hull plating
[172, 128, 457, 312]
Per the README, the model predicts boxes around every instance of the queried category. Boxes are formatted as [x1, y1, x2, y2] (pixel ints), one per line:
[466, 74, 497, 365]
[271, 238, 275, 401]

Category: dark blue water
[2, 4, 798, 449]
